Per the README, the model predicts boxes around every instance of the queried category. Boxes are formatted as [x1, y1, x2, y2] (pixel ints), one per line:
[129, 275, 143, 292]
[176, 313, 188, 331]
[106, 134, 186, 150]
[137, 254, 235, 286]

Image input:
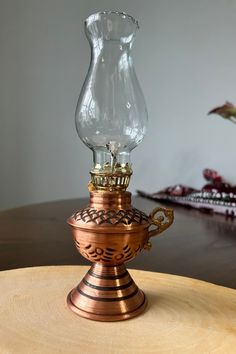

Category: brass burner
[90, 162, 133, 192]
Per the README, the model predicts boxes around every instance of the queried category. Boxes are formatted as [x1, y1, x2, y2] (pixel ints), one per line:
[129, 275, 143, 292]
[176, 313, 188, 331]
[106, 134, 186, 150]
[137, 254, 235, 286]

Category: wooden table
[0, 265, 236, 353]
[1, 196, 236, 288]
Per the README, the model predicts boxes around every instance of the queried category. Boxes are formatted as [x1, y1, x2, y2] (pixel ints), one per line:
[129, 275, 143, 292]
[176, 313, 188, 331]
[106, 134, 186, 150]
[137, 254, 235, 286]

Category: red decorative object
[138, 169, 236, 217]
[208, 101, 236, 123]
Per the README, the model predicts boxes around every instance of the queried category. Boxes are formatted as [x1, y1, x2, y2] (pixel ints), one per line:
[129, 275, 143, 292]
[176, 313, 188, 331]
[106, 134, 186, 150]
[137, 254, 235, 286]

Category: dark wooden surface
[1, 196, 236, 289]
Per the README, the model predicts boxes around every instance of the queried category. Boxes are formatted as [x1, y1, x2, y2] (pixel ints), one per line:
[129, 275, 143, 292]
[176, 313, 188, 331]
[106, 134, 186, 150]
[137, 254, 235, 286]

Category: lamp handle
[148, 207, 174, 238]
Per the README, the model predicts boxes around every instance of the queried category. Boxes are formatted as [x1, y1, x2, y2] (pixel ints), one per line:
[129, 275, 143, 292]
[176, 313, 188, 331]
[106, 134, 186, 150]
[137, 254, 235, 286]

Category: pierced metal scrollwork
[74, 241, 142, 263]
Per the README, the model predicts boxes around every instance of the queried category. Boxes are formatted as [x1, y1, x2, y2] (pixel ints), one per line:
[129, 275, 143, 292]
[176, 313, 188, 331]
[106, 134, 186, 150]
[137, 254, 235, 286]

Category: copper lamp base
[67, 190, 173, 322]
[67, 263, 147, 321]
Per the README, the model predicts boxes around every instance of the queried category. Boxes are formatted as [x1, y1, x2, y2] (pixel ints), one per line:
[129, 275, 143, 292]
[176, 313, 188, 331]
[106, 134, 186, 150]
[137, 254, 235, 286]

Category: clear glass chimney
[75, 11, 148, 191]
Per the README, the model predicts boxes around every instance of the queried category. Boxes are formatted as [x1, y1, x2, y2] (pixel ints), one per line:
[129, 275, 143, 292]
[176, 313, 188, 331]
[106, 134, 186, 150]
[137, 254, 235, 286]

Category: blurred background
[1, 0, 236, 210]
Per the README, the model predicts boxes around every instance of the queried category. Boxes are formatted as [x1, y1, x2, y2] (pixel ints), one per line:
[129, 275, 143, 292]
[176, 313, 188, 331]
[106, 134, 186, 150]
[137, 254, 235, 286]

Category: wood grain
[0, 265, 236, 353]
[1, 197, 236, 288]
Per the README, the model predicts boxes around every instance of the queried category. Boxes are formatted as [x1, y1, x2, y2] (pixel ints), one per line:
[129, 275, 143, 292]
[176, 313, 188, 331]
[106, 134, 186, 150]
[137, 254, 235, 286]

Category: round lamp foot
[67, 263, 147, 322]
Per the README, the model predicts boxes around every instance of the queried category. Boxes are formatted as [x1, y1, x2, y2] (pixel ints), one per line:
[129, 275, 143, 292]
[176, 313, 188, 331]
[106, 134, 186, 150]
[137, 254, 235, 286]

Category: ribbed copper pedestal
[67, 263, 147, 321]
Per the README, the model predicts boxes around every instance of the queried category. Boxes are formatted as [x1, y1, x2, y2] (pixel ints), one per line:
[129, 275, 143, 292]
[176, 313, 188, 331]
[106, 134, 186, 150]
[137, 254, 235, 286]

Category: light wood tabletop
[0, 265, 235, 354]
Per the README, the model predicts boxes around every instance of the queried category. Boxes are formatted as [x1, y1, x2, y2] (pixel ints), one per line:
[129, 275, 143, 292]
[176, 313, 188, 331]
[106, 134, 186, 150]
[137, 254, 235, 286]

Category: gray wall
[1, 0, 236, 210]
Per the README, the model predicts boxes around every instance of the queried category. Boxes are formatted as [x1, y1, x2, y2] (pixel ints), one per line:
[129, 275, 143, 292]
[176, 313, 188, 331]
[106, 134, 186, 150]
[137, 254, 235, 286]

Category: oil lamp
[67, 11, 174, 321]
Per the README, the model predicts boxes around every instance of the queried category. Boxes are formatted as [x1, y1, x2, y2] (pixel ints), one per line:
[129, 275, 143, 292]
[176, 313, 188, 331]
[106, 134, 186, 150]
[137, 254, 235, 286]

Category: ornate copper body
[67, 190, 173, 321]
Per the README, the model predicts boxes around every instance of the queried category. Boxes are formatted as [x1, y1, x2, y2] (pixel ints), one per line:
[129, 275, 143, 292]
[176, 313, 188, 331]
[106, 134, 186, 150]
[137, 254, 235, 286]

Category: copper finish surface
[67, 190, 173, 321]
[89, 191, 132, 210]
[67, 263, 147, 321]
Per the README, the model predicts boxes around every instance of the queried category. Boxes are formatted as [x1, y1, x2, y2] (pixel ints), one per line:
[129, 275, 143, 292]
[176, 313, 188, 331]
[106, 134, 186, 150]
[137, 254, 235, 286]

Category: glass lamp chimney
[75, 11, 148, 190]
